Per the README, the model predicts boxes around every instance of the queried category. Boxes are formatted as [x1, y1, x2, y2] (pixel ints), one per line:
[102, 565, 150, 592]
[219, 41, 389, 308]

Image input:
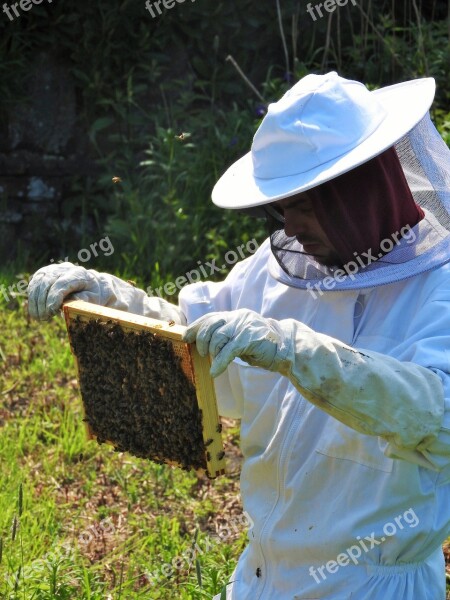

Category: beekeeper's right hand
[27, 262, 186, 324]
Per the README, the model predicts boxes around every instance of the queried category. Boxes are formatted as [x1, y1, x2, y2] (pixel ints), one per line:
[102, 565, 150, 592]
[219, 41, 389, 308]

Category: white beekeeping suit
[179, 73, 450, 600]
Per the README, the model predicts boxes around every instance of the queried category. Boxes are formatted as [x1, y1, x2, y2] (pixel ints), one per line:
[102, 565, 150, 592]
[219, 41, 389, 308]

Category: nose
[283, 207, 306, 238]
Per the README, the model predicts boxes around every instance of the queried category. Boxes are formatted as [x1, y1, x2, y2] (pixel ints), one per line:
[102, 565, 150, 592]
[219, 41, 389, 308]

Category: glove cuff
[266, 318, 295, 372]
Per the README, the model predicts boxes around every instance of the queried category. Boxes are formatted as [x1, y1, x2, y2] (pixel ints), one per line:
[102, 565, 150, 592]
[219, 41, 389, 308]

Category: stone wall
[0, 52, 99, 265]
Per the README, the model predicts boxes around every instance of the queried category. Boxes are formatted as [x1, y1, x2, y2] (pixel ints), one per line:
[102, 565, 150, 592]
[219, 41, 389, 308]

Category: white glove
[183, 309, 444, 451]
[27, 262, 185, 324]
[183, 309, 290, 377]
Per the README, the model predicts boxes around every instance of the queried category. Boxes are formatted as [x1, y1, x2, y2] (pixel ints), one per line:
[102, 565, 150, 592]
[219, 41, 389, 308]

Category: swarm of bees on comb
[63, 302, 226, 477]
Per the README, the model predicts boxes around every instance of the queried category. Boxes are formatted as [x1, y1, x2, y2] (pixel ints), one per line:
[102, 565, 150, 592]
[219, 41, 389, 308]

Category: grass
[0, 279, 244, 599]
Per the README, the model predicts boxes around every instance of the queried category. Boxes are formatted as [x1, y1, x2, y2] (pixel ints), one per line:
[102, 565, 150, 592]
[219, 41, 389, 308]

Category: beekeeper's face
[274, 194, 341, 267]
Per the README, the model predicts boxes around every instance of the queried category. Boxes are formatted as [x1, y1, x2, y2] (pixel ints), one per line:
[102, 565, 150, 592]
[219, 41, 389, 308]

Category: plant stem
[225, 55, 266, 104]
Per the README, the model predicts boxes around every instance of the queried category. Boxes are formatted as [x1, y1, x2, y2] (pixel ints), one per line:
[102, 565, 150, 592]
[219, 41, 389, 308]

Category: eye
[300, 204, 314, 215]
[284, 201, 313, 214]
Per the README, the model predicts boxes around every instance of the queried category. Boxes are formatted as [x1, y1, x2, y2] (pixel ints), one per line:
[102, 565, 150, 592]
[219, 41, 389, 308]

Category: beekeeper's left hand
[183, 309, 290, 377]
[184, 308, 445, 452]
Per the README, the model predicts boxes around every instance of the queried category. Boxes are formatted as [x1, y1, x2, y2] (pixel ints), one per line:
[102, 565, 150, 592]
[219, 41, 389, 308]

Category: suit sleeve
[274, 283, 450, 481]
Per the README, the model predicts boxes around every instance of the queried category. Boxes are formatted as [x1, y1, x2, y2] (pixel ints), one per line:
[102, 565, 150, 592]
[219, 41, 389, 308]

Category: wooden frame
[63, 300, 226, 478]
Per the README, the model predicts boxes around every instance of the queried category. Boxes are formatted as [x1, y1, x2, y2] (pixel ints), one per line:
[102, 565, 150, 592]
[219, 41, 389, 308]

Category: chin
[314, 254, 339, 267]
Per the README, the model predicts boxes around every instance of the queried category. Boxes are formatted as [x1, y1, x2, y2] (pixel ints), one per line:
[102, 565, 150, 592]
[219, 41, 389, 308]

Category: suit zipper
[255, 395, 307, 600]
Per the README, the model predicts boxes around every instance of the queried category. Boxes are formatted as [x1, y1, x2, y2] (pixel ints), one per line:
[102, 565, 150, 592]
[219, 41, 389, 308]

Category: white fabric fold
[96, 272, 186, 324]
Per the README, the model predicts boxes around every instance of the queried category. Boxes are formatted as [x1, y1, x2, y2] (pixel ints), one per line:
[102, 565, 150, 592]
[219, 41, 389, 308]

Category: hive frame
[63, 299, 226, 478]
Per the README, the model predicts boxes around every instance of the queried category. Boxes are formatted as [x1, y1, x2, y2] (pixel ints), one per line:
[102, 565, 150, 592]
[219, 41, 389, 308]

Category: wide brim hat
[212, 72, 436, 210]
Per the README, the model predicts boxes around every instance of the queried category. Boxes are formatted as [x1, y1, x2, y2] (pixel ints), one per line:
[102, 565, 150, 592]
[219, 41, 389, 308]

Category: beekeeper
[28, 72, 450, 600]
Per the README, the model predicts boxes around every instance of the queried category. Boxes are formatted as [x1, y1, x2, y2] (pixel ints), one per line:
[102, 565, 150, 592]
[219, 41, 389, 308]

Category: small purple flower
[284, 71, 293, 83]
[255, 104, 267, 118]
[228, 136, 238, 148]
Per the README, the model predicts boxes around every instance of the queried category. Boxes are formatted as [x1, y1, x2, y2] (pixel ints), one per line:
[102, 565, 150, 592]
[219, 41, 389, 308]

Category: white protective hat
[212, 72, 435, 209]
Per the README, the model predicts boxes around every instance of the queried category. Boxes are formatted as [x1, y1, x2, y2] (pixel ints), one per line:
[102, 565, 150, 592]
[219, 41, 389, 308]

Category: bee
[127, 280, 137, 287]
[112, 176, 122, 184]
[70, 315, 212, 473]
[175, 132, 190, 141]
